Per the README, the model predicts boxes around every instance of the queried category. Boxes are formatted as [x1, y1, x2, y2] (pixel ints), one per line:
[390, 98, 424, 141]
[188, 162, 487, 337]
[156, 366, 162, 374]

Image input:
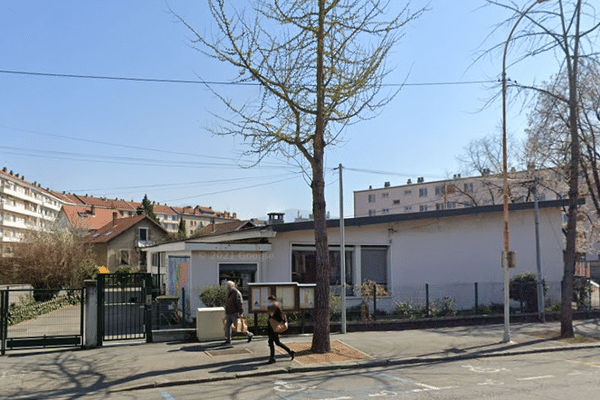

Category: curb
[111, 342, 600, 393]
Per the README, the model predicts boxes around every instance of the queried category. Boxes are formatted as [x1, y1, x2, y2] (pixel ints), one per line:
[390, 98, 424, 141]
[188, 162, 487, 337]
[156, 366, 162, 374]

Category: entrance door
[219, 263, 257, 299]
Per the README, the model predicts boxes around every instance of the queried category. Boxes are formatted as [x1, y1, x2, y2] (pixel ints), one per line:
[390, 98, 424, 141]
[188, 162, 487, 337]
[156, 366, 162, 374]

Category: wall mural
[168, 256, 190, 318]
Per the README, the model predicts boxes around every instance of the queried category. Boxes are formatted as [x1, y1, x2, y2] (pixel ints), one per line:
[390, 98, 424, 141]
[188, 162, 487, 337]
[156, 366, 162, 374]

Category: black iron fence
[0, 287, 84, 354]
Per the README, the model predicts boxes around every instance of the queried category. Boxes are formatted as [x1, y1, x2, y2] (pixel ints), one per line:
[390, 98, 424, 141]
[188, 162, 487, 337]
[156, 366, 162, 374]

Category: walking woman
[266, 295, 295, 364]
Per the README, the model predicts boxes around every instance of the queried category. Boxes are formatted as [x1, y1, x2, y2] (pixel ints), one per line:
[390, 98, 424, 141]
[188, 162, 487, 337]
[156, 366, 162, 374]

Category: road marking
[161, 391, 176, 400]
[462, 364, 507, 373]
[369, 391, 397, 397]
[478, 379, 504, 386]
[566, 360, 600, 368]
[516, 375, 554, 381]
[274, 380, 308, 392]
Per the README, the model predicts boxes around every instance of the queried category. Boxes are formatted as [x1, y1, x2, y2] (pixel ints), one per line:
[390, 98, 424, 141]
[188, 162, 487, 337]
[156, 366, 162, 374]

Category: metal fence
[330, 280, 600, 321]
[1, 288, 84, 354]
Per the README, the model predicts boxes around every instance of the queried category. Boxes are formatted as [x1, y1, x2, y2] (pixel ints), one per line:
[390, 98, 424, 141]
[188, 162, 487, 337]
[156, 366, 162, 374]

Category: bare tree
[172, 0, 425, 352]
[1, 225, 96, 290]
[486, 0, 600, 337]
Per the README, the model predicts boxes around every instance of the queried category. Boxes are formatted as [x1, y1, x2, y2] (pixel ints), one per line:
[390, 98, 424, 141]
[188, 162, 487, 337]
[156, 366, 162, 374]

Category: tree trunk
[311, 0, 331, 354]
[561, 0, 582, 339]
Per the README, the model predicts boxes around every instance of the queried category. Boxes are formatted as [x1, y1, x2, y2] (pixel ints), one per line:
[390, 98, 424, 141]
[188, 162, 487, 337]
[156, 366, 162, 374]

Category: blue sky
[0, 1, 558, 220]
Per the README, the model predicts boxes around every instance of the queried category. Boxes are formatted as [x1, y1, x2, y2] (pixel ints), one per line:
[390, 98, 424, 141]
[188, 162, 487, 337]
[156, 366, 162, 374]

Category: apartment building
[354, 169, 564, 218]
[0, 168, 65, 256]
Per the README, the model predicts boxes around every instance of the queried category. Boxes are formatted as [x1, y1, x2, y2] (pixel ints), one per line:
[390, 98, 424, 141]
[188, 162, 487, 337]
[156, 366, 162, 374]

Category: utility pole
[338, 163, 347, 334]
[532, 177, 545, 322]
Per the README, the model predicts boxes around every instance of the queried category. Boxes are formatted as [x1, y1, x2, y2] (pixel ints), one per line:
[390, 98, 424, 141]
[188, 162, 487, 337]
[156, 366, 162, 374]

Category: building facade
[0, 168, 65, 256]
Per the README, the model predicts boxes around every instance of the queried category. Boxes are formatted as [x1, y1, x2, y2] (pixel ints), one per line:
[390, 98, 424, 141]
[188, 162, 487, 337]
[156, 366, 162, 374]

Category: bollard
[425, 283, 430, 318]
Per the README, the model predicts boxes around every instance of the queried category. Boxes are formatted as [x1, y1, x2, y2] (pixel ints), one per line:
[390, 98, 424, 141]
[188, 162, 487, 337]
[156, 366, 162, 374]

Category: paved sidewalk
[1, 319, 599, 399]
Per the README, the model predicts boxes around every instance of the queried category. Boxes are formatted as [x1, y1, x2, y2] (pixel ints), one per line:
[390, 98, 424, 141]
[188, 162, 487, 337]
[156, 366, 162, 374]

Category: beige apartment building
[0, 168, 65, 256]
[354, 169, 564, 218]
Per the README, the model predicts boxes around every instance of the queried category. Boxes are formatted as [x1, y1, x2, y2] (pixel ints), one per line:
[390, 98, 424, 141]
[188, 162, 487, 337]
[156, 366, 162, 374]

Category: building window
[120, 250, 130, 265]
[292, 246, 353, 288]
[436, 203, 444, 211]
[447, 202, 456, 209]
[435, 186, 444, 196]
[139, 227, 149, 242]
[464, 183, 474, 193]
[446, 184, 456, 194]
[152, 252, 160, 267]
[419, 188, 428, 197]
[404, 190, 412, 196]
[361, 246, 388, 288]
[392, 199, 400, 205]
[368, 194, 376, 203]
[381, 192, 389, 198]
[419, 205, 428, 212]
[219, 263, 257, 299]
[382, 209, 389, 214]
[404, 206, 412, 212]
[368, 210, 376, 216]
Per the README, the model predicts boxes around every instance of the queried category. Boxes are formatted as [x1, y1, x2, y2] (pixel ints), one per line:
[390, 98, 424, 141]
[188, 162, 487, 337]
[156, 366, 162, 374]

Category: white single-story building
[148, 200, 568, 318]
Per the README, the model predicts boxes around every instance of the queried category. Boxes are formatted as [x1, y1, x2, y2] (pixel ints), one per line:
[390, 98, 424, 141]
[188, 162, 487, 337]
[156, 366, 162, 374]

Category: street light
[501, 0, 548, 343]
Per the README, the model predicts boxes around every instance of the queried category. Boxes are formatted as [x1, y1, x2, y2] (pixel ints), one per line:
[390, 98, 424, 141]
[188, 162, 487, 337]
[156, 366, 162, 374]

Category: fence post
[84, 280, 98, 349]
[425, 283, 430, 318]
[373, 284, 377, 322]
[145, 273, 153, 343]
[96, 275, 105, 347]
[181, 287, 186, 327]
[1, 289, 7, 355]
[474, 282, 479, 315]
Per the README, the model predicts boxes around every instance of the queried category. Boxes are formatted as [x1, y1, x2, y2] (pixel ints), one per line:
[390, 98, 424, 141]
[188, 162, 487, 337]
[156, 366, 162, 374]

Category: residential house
[84, 214, 169, 271]
[148, 200, 567, 319]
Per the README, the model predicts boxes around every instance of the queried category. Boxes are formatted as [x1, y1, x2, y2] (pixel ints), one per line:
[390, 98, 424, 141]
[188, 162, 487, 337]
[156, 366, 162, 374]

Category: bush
[510, 272, 546, 313]
[199, 283, 228, 307]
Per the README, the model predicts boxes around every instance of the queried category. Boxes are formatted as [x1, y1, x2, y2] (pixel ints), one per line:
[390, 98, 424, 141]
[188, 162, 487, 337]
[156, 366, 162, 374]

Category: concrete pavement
[1, 319, 599, 399]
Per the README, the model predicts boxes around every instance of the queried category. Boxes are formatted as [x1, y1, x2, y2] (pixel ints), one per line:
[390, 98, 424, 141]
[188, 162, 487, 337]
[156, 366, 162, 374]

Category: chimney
[90, 205, 96, 216]
[2, 167, 6, 172]
[417, 177, 424, 183]
[267, 212, 285, 225]
[112, 212, 118, 226]
[384, 181, 390, 187]
[407, 179, 412, 185]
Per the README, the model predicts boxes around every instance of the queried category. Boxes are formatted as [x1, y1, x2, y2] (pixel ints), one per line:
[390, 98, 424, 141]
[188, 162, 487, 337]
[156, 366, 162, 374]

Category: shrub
[510, 272, 546, 313]
[199, 283, 228, 307]
[429, 297, 457, 317]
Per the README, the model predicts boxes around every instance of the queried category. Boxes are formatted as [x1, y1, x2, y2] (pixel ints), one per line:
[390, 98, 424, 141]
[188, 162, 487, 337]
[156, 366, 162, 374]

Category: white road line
[516, 375, 554, 381]
[161, 391, 176, 400]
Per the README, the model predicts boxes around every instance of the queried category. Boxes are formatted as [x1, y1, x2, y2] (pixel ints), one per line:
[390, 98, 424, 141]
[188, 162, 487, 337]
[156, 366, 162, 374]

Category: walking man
[223, 280, 253, 345]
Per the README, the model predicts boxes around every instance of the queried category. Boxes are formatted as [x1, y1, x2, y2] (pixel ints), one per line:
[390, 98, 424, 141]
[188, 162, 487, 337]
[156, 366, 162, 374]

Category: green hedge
[8, 293, 81, 326]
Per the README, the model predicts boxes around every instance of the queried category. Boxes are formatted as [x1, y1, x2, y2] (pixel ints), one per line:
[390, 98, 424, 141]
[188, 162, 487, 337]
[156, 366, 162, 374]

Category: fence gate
[97, 273, 153, 345]
[1, 287, 84, 355]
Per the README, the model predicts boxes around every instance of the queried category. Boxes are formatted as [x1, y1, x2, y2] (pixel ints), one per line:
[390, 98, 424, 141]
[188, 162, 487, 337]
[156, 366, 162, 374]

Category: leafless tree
[1, 225, 96, 290]
[172, 0, 425, 352]
[485, 0, 600, 337]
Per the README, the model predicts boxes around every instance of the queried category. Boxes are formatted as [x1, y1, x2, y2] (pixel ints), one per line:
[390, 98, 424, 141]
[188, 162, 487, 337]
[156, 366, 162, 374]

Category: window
[219, 263, 257, 299]
[538, 193, 546, 201]
[419, 188, 428, 197]
[368, 209, 376, 216]
[368, 194, 376, 203]
[447, 202, 456, 209]
[419, 205, 428, 212]
[381, 192, 389, 198]
[435, 203, 444, 211]
[139, 227, 149, 242]
[435, 186, 444, 196]
[292, 246, 353, 288]
[446, 184, 456, 194]
[392, 199, 400, 205]
[152, 252, 160, 267]
[404, 206, 412, 212]
[464, 183, 474, 193]
[361, 246, 388, 288]
[382, 209, 389, 214]
[404, 190, 412, 196]
[120, 250, 130, 265]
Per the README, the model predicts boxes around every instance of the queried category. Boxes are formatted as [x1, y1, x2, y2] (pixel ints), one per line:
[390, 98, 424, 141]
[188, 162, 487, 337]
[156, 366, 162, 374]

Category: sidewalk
[1, 320, 599, 399]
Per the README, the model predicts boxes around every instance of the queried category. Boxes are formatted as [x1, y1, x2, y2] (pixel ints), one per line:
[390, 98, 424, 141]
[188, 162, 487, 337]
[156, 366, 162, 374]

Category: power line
[0, 69, 496, 87]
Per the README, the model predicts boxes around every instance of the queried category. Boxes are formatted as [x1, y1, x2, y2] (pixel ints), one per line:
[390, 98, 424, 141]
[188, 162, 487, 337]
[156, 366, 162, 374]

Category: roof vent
[384, 181, 390, 187]
[417, 177, 424, 183]
[2, 167, 6, 172]
[407, 179, 412, 185]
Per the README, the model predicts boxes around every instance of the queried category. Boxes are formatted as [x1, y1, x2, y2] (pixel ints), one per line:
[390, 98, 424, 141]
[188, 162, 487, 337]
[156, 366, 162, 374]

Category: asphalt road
[33, 347, 600, 400]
